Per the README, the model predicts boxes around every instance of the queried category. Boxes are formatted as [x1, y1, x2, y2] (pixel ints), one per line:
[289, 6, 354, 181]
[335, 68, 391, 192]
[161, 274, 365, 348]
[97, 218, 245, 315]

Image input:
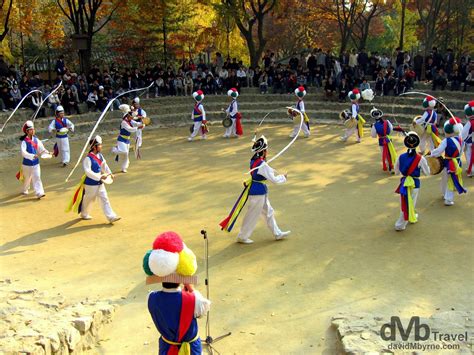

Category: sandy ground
[0, 124, 472, 354]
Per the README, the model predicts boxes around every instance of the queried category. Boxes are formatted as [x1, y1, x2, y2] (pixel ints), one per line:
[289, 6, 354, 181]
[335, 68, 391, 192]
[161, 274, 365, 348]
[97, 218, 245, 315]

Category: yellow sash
[161, 334, 199, 355]
[426, 125, 441, 148]
[387, 137, 398, 167]
[357, 114, 366, 138]
[65, 174, 86, 213]
[446, 158, 464, 192]
[403, 176, 417, 223]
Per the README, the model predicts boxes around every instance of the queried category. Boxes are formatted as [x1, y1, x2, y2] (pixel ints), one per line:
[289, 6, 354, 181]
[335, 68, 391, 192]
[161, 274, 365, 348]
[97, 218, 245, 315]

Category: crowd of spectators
[0, 47, 472, 115]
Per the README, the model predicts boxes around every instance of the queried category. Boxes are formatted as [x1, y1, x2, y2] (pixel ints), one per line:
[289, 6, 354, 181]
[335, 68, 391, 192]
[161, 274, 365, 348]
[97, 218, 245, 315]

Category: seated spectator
[259, 71, 269, 94]
[203, 75, 216, 95]
[184, 74, 193, 96]
[338, 78, 349, 102]
[360, 79, 370, 91]
[61, 87, 81, 114]
[247, 67, 255, 87]
[297, 73, 307, 87]
[464, 70, 474, 92]
[174, 76, 184, 96]
[324, 77, 337, 101]
[30, 91, 45, 117]
[236, 66, 247, 87]
[432, 68, 447, 90]
[286, 73, 297, 93]
[450, 70, 462, 91]
[375, 72, 384, 96]
[1, 86, 15, 110]
[383, 73, 396, 96]
[10, 84, 22, 106]
[97, 86, 108, 111]
[106, 87, 120, 110]
[273, 73, 285, 94]
[87, 90, 98, 111]
[155, 76, 165, 96]
[48, 89, 61, 112]
[396, 76, 409, 95]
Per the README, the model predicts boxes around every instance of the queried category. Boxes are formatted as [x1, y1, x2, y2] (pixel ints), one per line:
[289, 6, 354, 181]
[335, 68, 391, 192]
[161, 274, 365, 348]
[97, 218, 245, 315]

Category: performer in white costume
[131, 97, 147, 159]
[289, 86, 310, 138]
[48, 105, 74, 166]
[188, 90, 208, 141]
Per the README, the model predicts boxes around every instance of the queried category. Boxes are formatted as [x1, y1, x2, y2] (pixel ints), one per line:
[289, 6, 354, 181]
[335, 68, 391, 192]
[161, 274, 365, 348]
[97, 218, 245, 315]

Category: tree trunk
[399, 0, 406, 50]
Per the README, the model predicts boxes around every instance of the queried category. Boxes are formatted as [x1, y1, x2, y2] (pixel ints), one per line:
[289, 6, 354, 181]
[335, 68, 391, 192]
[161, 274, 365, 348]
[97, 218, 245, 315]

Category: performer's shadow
[0, 193, 41, 207]
[0, 219, 113, 256]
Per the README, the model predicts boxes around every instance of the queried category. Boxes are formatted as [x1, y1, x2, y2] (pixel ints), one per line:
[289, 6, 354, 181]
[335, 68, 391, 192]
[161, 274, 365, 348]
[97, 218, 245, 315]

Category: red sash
[406, 154, 422, 176]
[87, 153, 103, 166]
[167, 291, 196, 355]
[25, 137, 39, 152]
[194, 104, 202, 115]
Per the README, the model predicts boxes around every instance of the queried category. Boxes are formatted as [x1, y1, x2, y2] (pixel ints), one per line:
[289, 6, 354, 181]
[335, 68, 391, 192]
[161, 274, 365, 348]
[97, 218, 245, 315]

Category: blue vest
[424, 110, 438, 125]
[466, 120, 473, 144]
[444, 137, 462, 169]
[296, 100, 303, 111]
[22, 137, 40, 166]
[148, 291, 201, 355]
[134, 108, 145, 122]
[249, 158, 268, 195]
[84, 153, 104, 186]
[399, 152, 421, 188]
[193, 104, 203, 122]
[228, 100, 238, 118]
[374, 120, 391, 146]
[54, 118, 69, 138]
[117, 120, 132, 144]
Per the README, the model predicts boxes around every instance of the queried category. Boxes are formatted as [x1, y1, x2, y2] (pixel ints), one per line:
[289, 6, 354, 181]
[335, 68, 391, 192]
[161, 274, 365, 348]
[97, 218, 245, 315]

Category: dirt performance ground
[0, 124, 472, 354]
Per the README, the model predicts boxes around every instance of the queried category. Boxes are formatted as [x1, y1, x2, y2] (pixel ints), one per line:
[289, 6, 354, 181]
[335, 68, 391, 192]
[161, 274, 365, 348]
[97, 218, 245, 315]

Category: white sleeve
[299, 101, 305, 113]
[430, 139, 447, 157]
[48, 120, 56, 133]
[141, 109, 147, 117]
[193, 290, 211, 318]
[83, 157, 102, 180]
[121, 121, 138, 133]
[66, 119, 74, 132]
[352, 104, 358, 118]
[394, 156, 401, 175]
[225, 102, 231, 115]
[37, 139, 46, 154]
[101, 155, 112, 175]
[388, 121, 393, 131]
[370, 125, 377, 138]
[416, 112, 428, 125]
[419, 156, 431, 176]
[21, 141, 36, 160]
[461, 122, 471, 141]
[200, 104, 206, 121]
[258, 162, 287, 184]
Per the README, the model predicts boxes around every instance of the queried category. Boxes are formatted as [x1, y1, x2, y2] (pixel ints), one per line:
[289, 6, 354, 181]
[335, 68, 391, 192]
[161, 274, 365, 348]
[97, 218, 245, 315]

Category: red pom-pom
[425, 96, 434, 101]
[153, 231, 184, 253]
[352, 88, 360, 94]
[197, 90, 204, 95]
[298, 86, 305, 92]
[450, 117, 461, 124]
[469, 100, 474, 107]
[230, 88, 237, 92]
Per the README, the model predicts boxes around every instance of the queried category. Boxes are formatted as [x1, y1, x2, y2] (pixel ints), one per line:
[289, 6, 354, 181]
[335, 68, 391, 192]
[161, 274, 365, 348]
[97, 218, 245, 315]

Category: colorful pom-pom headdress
[422, 96, 436, 109]
[348, 89, 360, 101]
[22, 120, 34, 134]
[294, 86, 306, 98]
[444, 117, 462, 134]
[227, 88, 238, 98]
[192, 90, 204, 102]
[464, 101, 474, 117]
[143, 231, 198, 285]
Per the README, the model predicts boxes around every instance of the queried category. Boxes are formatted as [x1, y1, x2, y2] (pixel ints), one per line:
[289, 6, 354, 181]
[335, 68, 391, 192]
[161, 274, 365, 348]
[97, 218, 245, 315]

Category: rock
[73, 316, 93, 333]
[65, 326, 81, 351]
[13, 289, 37, 294]
[17, 328, 40, 338]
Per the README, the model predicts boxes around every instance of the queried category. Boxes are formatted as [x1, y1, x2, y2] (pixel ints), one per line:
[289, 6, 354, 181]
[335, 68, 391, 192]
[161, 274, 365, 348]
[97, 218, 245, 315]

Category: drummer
[18, 120, 50, 199]
[394, 132, 430, 231]
[289, 86, 310, 138]
[223, 88, 242, 138]
[66, 135, 121, 223]
[429, 119, 467, 206]
[188, 90, 208, 141]
[462, 101, 474, 177]
[415, 96, 441, 153]
[48, 105, 74, 167]
[340, 89, 365, 143]
[370, 107, 397, 174]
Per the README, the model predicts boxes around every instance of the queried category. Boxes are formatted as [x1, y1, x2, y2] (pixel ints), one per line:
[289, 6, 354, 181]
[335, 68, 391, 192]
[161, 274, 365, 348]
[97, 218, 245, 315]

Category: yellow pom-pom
[176, 245, 197, 276]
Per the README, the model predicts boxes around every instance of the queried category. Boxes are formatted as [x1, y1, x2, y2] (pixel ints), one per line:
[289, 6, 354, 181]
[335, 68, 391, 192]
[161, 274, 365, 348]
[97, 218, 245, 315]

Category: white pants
[189, 121, 206, 139]
[22, 164, 45, 197]
[135, 129, 143, 148]
[464, 143, 472, 176]
[112, 141, 130, 171]
[419, 133, 435, 153]
[224, 118, 237, 137]
[395, 188, 420, 230]
[237, 195, 282, 241]
[342, 127, 359, 141]
[440, 169, 455, 203]
[81, 184, 117, 220]
[56, 138, 70, 164]
[290, 122, 310, 137]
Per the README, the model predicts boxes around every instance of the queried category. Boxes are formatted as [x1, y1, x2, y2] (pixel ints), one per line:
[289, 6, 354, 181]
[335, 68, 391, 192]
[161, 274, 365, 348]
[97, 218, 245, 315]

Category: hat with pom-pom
[444, 117, 462, 135]
[422, 96, 436, 109]
[192, 90, 204, 102]
[348, 89, 360, 101]
[227, 88, 239, 98]
[464, 101, 474, 117]
[119, 104, 132, 119]
[294, 86, 306, 98]
[22, 120, 34, 134]
[143, 231, 198, 285]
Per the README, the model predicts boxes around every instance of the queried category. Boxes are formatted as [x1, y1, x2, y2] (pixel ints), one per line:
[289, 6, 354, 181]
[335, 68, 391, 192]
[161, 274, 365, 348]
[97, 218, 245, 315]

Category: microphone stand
[201, 230, 231, 354]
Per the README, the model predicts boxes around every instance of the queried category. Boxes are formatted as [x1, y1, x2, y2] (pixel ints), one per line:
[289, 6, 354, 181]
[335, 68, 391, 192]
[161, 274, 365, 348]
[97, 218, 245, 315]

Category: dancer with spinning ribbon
[143, 231, 210, 354]
[131, 97, 148, 159]
[461, 101, 474, 177]
[394, 132, 430, 231]
[370, 107, 397, 174]
[428, 119, 467, 206]
[414, 96, 442, 153]
[188, 90, 208, 142]
[17, 120, 52, 199]
[66, 135, 120, 223]
[48, 105, 74, 167]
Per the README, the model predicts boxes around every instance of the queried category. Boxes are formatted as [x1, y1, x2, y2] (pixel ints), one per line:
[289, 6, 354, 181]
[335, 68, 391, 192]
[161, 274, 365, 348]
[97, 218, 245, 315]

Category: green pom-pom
[143, 250, 154, 276]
